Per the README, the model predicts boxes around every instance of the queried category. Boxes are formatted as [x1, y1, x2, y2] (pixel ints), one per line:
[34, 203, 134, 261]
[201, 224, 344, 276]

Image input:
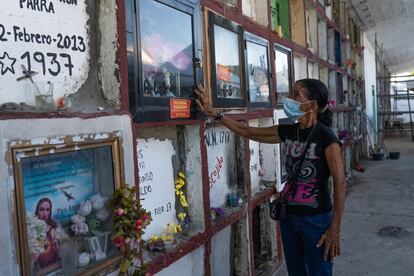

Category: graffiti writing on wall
[205, 126, 235, 207]
[209, 156, 224, 188]
[205, 130, 231, 147]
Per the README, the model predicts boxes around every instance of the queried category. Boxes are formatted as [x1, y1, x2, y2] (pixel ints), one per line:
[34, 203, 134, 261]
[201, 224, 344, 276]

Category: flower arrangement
[26, 213, 48, 255]
[108, 185, 151, 276]
[175, 172, 190, 228]
[70, 194, 110, 236]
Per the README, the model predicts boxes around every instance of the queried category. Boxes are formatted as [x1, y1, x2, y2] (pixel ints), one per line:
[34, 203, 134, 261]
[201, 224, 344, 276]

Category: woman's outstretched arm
[195, 84, 282, 144]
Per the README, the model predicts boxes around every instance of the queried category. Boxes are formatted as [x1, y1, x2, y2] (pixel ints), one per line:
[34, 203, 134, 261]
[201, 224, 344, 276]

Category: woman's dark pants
[280, 212, 333, 276]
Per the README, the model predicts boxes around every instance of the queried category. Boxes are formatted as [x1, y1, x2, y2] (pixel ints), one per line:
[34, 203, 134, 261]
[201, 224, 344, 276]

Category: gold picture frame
[11, 136, 124, 276]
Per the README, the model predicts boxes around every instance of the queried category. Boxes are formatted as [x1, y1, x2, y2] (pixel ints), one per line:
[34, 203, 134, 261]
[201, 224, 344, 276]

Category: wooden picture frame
[12, 137, 123, 276]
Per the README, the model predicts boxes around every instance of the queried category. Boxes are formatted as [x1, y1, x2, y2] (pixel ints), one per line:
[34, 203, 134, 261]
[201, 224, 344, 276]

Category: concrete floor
[275, 138, 414, 276]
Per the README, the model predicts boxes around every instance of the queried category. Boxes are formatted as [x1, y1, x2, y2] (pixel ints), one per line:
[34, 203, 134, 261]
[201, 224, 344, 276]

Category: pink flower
[114, 236, 126, 248]
[328, 99, 336, 107]
[135, 219, 143, 226]
[114, 208, 125, 217]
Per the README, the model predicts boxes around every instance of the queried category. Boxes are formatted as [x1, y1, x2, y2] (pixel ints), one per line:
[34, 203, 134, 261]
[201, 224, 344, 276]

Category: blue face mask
[283, 98, 305, 122]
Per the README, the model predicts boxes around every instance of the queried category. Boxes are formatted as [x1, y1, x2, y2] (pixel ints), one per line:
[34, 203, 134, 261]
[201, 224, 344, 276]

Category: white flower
[71, 222, 89, 235]
[90, 194, 107, 210]
[26, 213, 47, 255]
[78, 200, 92, 216]
[71, 214, 85, 224]
[78, 252, 91, 267]
[51, 226, 66, 240]
[96, 207, 110, 221]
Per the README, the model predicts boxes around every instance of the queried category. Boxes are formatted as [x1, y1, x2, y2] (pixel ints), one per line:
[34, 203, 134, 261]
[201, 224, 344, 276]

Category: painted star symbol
[0, 52, 17, 75]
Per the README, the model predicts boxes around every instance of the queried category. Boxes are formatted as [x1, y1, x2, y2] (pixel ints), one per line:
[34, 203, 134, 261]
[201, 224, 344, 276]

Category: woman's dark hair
[297, 78, 332, 126]
[35, 197, 58, 229]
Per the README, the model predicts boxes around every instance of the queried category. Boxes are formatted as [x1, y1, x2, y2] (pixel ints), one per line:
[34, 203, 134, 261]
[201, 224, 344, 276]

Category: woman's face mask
[283, 98, 313, 122]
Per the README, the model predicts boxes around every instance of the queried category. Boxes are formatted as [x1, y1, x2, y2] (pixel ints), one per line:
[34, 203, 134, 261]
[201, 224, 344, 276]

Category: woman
[34, 198, 60, 269]
[195, 79, 346, 276]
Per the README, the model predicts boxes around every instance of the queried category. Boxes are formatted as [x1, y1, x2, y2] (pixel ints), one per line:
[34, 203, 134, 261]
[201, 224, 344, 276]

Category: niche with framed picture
[11, 138, 123, 276]
[209, 11, 247, 108]
[126, 0, 203, 122]
[244, 33, 272, 108]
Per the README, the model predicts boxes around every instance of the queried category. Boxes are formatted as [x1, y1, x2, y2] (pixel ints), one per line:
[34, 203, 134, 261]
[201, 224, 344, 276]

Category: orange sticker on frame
[170, 99, 191, 119]
[217, 63, 230, 82]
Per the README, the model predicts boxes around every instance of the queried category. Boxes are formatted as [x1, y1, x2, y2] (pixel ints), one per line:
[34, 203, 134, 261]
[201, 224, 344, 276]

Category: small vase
[60, 239, 78, 275]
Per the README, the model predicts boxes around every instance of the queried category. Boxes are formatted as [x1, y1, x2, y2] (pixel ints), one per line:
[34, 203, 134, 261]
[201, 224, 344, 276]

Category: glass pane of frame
[214, 25, 243, 100]
[246, 41, 270, 103]
[13, 139, 122, 276]
[275, 47, 291, 105]
[139, 0, 195, 98]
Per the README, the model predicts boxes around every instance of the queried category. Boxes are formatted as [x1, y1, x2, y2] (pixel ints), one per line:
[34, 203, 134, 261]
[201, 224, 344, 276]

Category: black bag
[269, 129, 313, 221]
[269, 195, 288, 220]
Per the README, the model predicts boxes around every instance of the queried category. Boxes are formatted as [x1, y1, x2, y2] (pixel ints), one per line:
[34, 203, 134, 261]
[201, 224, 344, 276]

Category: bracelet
[215, 111, 224, 120]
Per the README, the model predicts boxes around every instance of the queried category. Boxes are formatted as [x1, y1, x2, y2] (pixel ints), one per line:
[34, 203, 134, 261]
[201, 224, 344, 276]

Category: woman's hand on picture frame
[195, 84, 216, 117]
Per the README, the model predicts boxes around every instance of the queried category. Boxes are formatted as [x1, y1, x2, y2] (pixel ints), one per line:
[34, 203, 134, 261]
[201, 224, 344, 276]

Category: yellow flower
[180, 195, 189, 207]
[178, 212, 186, 221]
[175, 178, 185, 189]
[178, 172, 186, 179]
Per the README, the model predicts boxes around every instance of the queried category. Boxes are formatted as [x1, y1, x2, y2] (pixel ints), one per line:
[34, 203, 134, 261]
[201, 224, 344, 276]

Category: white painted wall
[156, 246, 204, 276]
[211, 226, 231, 276]
[294, 54, 307, 81]
[274, 109, 288, 192]
[363, 33, 378, 147]
[0, 1, 90, 105]
[248, 120, 262, 193]
[257, 118, 277, 184]
[0, 115, 135, 276]
[137, 138, 177, 240]
[184, 126, 205, 232]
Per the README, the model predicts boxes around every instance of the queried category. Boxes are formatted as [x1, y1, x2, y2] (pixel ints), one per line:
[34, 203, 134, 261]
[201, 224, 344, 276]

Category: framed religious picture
[209, 11, 247, 108]
[244, 33, 272, 107]
[12, 137, 123, 276]
[126, 0, 203, 122]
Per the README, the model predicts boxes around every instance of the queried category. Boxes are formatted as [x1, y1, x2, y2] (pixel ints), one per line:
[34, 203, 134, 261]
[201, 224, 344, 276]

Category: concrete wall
[211, 226, 232, 276]
[206, 125, 237, 208]
[363, 33, 378, 148]
[156, 246, 204, 276]
[0, 0, 121, 112]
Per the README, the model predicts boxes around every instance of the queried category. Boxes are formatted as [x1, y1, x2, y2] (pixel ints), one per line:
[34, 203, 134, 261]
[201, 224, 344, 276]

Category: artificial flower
[78, 200, 92, 216]
[114, 236, 126, 248]
[180, 195, 189, 207]
[178, 212, 186, 221]
[114, 208, 125, 217]
[71, 222, 89, 235]
[26, 213, 47, 255]
[71, 214, 85, 224]
[96, 207, 110, 221]
[90, 194, 106, 210]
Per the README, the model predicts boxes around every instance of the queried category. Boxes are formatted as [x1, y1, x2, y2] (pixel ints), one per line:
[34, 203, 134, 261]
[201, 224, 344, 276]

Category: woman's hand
[194, 84, 216, 117]
[316, 224, 341, 261]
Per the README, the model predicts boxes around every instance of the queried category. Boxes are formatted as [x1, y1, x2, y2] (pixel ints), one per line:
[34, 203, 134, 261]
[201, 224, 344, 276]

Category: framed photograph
[128, 0, 203, 122]
[209, 11, 247, 108]
[274, 44, 292, 106]
[12, 138, 123, 276]
[244, 33, 271, 107]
